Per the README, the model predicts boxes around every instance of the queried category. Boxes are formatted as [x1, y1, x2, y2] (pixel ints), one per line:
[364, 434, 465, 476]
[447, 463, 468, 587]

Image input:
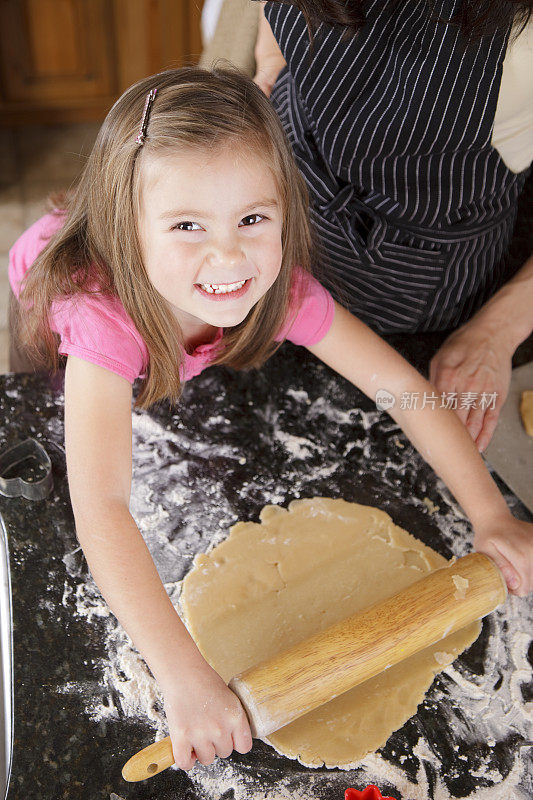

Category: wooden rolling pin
[122, 552, 506, 781]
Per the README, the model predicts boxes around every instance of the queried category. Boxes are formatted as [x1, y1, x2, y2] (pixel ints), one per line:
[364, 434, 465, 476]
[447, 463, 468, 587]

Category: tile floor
[0, 123, 101, 372]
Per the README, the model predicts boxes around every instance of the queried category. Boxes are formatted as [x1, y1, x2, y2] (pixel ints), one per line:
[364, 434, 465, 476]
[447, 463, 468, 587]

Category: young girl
[9, 66, 532, 772]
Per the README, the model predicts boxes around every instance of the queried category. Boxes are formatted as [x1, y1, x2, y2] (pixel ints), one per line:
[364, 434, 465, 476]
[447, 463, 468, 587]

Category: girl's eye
[173, 221, 202, 232]
[239, 214, 265, 227]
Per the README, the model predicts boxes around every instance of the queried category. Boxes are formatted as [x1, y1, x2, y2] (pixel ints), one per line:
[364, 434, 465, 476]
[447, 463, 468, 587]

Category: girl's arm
[64, 356, 252, 768]
[307, 302, 533, 596]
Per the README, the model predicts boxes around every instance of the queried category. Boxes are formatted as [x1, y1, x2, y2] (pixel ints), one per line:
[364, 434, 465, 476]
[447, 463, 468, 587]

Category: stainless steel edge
[0, 513, 13, 800]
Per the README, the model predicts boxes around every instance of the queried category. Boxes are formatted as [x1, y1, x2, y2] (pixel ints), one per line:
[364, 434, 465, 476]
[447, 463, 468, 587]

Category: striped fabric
[264, 0, 530, 333]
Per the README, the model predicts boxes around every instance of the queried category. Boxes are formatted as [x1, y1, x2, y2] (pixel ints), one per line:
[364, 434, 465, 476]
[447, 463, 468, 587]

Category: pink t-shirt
[9, 213, 335, 383]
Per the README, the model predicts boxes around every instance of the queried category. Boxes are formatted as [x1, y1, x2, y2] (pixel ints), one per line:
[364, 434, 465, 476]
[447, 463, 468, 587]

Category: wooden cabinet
[0, 0, 203, 125]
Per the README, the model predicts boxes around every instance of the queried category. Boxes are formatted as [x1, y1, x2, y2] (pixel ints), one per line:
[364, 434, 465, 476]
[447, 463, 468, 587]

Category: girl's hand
[163, 659, 253, 771]
[474, 514, 533, 596]
[429, 317, 513, 453]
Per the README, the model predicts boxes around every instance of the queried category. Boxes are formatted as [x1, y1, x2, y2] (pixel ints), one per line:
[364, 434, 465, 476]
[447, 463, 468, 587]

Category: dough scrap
[520, 390, 533, 436]
[452, 574, 469, 599]
[180, 498, 480, 768]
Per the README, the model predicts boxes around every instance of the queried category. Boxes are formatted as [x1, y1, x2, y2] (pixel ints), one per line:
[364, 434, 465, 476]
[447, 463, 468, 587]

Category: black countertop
[1, 328, 532, 800]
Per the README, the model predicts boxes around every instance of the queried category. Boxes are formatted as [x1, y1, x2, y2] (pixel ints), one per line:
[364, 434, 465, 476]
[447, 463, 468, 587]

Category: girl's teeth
[201, 280, 246, 294]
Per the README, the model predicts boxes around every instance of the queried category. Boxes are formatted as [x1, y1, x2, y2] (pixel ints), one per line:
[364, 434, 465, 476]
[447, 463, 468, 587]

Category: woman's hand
[253, 54, 286, 97]
[474, 513, 533, 596]
[429, 317, 514, 452]
[163, 658, 253, 771]
[253, 2, 286, 97]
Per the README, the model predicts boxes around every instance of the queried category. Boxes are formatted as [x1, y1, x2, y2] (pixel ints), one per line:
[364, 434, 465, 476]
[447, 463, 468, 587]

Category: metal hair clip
[135, 88, 158, 145]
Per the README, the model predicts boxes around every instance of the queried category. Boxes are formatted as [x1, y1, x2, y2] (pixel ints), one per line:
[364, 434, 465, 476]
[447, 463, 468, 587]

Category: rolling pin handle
[122, 736, 175, 782]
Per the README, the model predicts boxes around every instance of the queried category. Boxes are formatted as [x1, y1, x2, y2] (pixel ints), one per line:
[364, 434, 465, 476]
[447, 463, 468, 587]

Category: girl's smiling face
[138, 143, 284, 342]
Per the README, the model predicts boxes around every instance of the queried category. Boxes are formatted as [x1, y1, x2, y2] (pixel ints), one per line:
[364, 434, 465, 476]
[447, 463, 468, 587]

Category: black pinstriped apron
[264, 0, 530, 333]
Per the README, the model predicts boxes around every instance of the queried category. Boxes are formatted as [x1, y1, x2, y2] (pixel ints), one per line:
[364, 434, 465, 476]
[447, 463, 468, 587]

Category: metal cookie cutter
[0, 438, 53, 501]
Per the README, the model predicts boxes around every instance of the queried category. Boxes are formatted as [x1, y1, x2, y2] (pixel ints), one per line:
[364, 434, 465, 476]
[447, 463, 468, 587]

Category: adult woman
[253, 0, 533, 451]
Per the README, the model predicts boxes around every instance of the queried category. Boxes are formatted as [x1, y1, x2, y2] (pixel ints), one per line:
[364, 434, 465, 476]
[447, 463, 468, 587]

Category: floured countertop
[0, 332, 532, 800]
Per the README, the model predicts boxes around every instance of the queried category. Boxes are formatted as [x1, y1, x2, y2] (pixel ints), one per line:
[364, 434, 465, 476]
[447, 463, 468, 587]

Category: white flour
[56, 384, 533, 799]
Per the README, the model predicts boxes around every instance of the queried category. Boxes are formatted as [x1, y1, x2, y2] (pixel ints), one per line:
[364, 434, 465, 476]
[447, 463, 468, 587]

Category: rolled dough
[180, 498, 480, 768]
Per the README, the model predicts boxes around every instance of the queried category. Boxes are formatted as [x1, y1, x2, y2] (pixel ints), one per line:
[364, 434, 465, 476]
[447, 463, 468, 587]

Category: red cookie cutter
[345, 787, 396, 800]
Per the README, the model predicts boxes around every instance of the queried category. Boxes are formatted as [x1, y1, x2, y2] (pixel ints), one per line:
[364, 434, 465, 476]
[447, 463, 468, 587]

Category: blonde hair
[18, 66, 313, 408]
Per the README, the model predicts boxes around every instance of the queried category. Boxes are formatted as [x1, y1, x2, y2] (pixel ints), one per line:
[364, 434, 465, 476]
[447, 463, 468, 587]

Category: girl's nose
[208, 235, 245, 269]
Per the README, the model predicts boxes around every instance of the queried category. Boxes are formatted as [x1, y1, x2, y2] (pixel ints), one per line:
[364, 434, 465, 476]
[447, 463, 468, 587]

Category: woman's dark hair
[270, 0, 533, 43]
